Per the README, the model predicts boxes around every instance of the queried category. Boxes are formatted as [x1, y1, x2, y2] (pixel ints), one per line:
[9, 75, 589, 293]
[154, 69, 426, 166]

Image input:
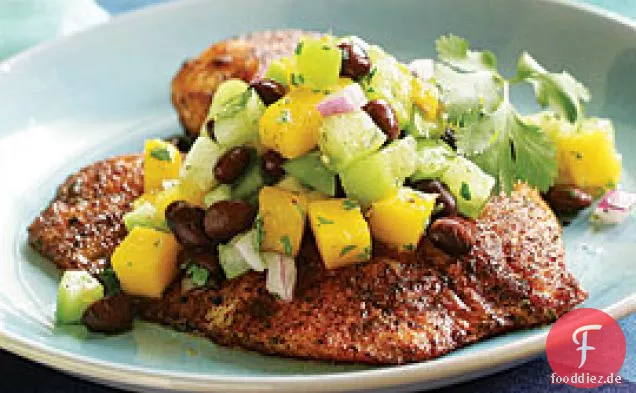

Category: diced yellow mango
[308, 199, 372, 269]
[259, 186, 309, 257]
[144, 139, 182, 192]
[535, 116, 622, 195]
[111, 227, 181, 298]
[367, 188, 436, 251]
[259, 87, 324, 159]
[411, 78, 439, 121]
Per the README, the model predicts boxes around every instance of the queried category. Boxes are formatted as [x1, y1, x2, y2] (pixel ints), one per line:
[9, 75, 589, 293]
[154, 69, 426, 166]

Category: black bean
[428, 216, 476, 257]
[164, 134, 194, 153]
[165, 201, 210, 246]
[261, 150, 286, 182]
[338, 42, 371, 80]
[204, 201, 255, 242]
[362, 99, 399, 140]
[214, 146, 252, 184]
[412, 179, 457, 218]
[206, 119, 215, 137]
[250, 78, 287, 106]
[543, 184, 593, 216]
[81, 293, 134, 334]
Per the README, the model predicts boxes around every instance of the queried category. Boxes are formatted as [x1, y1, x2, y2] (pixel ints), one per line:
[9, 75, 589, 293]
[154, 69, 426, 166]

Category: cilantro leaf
[515, 52, 590, 123]
[98, 267, 121, 297]
[186, 263, 210, 287]
[457, 96, 558, 193]
[434, 63, 504, 124]
[436, 34, 497, 72]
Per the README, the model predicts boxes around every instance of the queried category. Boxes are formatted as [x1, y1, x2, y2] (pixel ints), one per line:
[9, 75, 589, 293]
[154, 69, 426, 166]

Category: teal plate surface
[0, 0, 635, 391]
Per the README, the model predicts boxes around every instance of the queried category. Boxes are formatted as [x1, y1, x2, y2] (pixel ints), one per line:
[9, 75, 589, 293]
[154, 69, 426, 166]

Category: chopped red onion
[316, 83, 367, 117]
[263, 252, 296, 302]
[591, 189, 636, 225]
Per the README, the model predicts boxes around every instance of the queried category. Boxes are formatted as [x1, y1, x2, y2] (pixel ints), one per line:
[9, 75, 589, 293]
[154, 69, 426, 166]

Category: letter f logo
[572, 324, 603, 368]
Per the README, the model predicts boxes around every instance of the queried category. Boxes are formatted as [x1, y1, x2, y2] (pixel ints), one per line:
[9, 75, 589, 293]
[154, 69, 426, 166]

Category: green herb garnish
[295, 41, 304, 55]
[280, 235, 293, 257]
[434, 35, 583, 194]
[317, 216, 335, 225]
[98, 267, 121, 297]
[340, 245, 357, 257]
[460, 182, 472, 201]
[342, 199, 359, 211]
[403, 244, 415, 252]
[186, 264, 210, 288]
[150, 147, 172, 162]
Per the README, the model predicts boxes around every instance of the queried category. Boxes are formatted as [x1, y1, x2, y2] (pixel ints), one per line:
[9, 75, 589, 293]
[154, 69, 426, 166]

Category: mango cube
[259, 186, 309, 257]
[308, 199, 372, 269]
[553, 118, 622, 194]
[367, 188, 436, 251]
[144, 139, 182, 192]
[259, 87, 324, 159]
[111, 227, 181, 298]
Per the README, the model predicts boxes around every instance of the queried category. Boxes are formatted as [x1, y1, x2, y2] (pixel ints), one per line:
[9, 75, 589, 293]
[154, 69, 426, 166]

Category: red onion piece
[316, 83, 367, 117]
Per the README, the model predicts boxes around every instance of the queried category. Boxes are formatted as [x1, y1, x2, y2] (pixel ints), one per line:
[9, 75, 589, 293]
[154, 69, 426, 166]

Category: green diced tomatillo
[318, 110, 386, 172]
[410, 139, 456, 181]
[294, 37, 341, 89]
[340, 137, 418, 206]
[283, 151, 336, 196]
[232, 161, 265, 202]
[55, 270, 104, 325]
[440, 156, 495, 218]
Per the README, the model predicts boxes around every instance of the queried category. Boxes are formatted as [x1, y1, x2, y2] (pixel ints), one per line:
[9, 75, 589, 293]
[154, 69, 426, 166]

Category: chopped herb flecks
[403, 244, 415, 252]
[150, 147, 172, 162]
[343, 199, 359, 211]
[186, 264, 210, 287]
[280, 235, 293, 256]
[340, 245, 357, 257]
[295, 41, 304, 55]
[460, 182, 472, 201]
[317, 216, 335, 225]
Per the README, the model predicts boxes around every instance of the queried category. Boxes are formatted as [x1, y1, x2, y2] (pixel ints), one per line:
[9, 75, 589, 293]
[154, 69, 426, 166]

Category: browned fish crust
[139, 185, 587, 364]
[172, 29, 316, 136]
[28, 153, 586, 364]
[28, 155, 144, 274]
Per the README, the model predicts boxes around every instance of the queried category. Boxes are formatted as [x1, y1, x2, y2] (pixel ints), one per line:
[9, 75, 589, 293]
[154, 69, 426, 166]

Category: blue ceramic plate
[1, 0, 635, 391]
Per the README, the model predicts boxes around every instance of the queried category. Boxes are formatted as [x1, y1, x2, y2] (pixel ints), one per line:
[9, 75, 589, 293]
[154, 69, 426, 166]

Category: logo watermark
[546, 308, 626, 388]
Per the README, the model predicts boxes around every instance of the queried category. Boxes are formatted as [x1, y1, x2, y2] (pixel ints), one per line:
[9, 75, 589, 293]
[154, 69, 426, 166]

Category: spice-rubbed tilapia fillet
[28, 153, 587, 363]
[139, 185, 587, 364]
[172, 29, 316, 136]
[28, 155, 144, 274]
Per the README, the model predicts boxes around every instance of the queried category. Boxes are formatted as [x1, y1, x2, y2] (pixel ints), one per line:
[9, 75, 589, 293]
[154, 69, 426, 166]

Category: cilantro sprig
[434, 35, 588, 193]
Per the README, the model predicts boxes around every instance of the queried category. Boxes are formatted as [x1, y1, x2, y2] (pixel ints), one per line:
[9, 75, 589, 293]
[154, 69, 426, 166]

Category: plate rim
[1, 0, 635, 391]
